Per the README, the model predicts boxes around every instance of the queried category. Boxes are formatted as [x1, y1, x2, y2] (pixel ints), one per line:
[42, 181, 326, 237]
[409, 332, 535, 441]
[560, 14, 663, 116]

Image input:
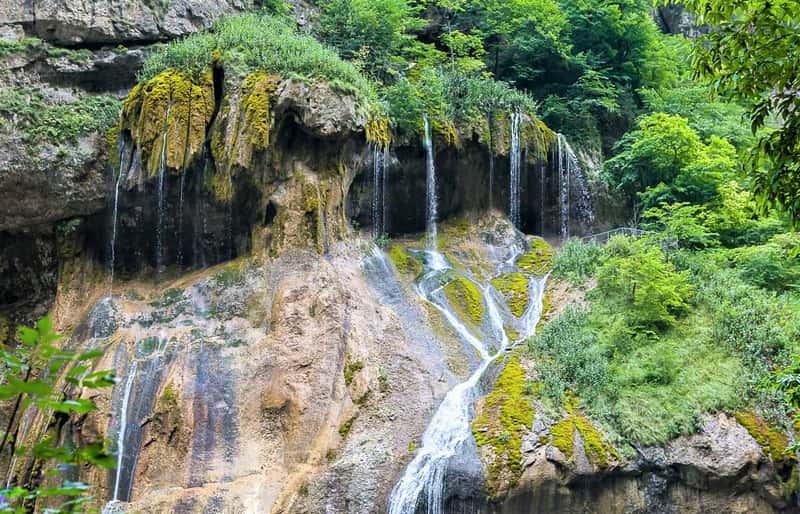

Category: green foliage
[0, 88, 121, 148]
[642, 202, 719, 249]
[139, 14, 379, 109]
[491, 272, 528, 317]
[317, 0, 426, 78]
[0, 38, 43, 57]
[604, 113, 703, 199]
[595, 236, 693, 330]
[0, 317, 115, 512]
[673, 0, 800, 225]
[640, 81, 751, 149]
[552, 239, 602, 285]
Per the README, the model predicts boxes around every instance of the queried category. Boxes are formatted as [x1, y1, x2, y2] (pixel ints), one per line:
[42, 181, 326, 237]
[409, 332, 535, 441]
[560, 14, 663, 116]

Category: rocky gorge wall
[0, 3, 797, 514]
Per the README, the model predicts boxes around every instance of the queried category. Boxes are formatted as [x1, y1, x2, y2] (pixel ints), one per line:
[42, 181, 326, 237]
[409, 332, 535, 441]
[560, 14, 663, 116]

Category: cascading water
[557, 134, 570, 240]
[109, 137, 130, 293]
[509, 111, 522, 228]
[556, 134, 594, 239]
[387, 245, 548, 514]
[156, 104, 172, 275]
[423, 114, 438, 251]
[372, 144, 389, 238]
[104, 360, 138, 514]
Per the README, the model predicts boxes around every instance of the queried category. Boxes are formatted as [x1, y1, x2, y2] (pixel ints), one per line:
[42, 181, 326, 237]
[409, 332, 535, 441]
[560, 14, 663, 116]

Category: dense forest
[0, 0, 798, 512]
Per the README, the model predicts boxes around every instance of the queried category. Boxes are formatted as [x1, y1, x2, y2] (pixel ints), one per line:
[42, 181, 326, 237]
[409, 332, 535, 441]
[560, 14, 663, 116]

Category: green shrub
[552, 239, 603, 284]
[595, 236, 693, 330]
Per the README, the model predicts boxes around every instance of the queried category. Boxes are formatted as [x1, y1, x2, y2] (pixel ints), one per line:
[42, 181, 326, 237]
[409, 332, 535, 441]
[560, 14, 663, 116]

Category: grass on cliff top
[139, 13, 379, 108]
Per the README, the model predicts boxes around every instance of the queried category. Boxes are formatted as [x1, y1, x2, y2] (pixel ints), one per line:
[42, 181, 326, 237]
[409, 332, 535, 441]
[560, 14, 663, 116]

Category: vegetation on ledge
[517, 237, 555, 275]
[472, 356, 535, 497]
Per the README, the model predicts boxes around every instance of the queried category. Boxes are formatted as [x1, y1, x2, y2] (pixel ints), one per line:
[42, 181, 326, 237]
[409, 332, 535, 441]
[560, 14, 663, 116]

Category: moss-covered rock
[735, 411, 793, 464]
[550, 394, 618, 469]
[472, 356, 535, 497]
[517, 237, 555, 275]
[121, 69, 215, 177]
[443, 275, 484, 327]
[388, 244, 422, 279]
[491, 272, 529, 317]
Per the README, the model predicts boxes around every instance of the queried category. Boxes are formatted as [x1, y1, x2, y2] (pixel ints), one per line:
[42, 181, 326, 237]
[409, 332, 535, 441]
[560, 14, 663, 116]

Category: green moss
[550, 417, 575, 458]
[366, 115, 391, 148]
[121, 68, 214, 177]
[735, 411, 792, 463]
[491, 272, 529, 317]
[344, 357, 364, 386]
[241, 72, 279, 150]
[388, 244, 423, 279]
[443, 275, 484, 327]
[517, 238, 555, 275]
[339, 415, 356, 437]
[549, 395, 618, 468]
[408, 441, 417, 452]
[472, 356, 535, 496]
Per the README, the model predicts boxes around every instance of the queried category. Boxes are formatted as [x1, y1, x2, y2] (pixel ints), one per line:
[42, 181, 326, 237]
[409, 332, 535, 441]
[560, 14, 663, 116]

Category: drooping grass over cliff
[139, 14, 380, 110]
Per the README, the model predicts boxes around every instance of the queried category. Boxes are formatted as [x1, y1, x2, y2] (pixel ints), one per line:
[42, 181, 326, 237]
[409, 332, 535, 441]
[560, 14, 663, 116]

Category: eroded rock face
[56, 242, 450, 513]
[0, 0, 245, 45]
[493, 413, 794, 514]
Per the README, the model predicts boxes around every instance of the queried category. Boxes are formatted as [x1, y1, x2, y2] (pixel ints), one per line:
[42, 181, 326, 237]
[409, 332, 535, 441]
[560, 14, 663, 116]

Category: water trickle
[109, 137, 130, 293]
[371, 145, 389, 238]
[177, 171, 185, 267]
[539, 163, 546, 234]
[556, 134, 594, 239]
[112, 360, 138, 502]
[509, 111, 522, 228]
[156, 104, 172, 275]
[387, 245, 548, 513]
[226, 173, 234, 261]
[423, 114, 438, 251]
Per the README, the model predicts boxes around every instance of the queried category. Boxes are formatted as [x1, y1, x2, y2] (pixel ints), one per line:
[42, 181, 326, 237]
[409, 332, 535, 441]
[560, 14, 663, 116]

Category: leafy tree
[604, 113, 703, 198]
[0, 318, 115, 512]
[595, 236, 693, 330]
[643, 202, 719, 249]
[672, 0, 800, 224]
[317, 0, 426, 78]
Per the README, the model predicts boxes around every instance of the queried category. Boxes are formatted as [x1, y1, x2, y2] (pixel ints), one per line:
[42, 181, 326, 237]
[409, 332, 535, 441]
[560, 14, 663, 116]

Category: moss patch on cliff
[491, 272, 529, 317]
[121, 69, 215, 177]
[388, 244, 422, 279]
[735, 411, 792, 464]
[550, 395, 618, 469]
[241, 72, 280, 150]
[472, 356, 534, 497]
[517, 237, 555, 275]
[443, 275, 484, 327]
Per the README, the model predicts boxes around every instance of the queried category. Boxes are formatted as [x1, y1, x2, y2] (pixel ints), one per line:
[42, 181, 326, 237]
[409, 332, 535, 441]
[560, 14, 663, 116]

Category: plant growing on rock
[0, 317, 116, 512]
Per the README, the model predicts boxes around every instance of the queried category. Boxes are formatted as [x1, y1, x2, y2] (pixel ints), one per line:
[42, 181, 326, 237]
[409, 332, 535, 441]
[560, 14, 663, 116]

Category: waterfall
[111, 360, 138, 502]
[423, 114, 438, 251]
[539, 163, 546, 234]
[509, 111, 522, 228]
[176, 171, 185, 267]
[109, 137, 129, 293]
[372, 144, 388, 238]
[557, 134, 570, 239]
[156, 104, 172, 275]
[556, 134, 594, 239]
[387, 247, 548, 513]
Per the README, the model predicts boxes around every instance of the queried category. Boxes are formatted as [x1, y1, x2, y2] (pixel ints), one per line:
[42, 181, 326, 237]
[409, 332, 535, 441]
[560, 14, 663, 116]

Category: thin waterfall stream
[156, 104, 172, 275]
[372, 144, 389, 237]
[423, 114, 438, 252]
[556, 133, 594, 239]
[109, 137, 130, 293]
[387, 245, 548, 513]
[509, 111, 522, 228]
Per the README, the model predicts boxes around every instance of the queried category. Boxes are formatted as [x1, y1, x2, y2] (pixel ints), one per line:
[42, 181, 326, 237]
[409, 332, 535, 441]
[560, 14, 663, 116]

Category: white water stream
[387, 247, 548, 513]
[423, 115, 438, 251]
